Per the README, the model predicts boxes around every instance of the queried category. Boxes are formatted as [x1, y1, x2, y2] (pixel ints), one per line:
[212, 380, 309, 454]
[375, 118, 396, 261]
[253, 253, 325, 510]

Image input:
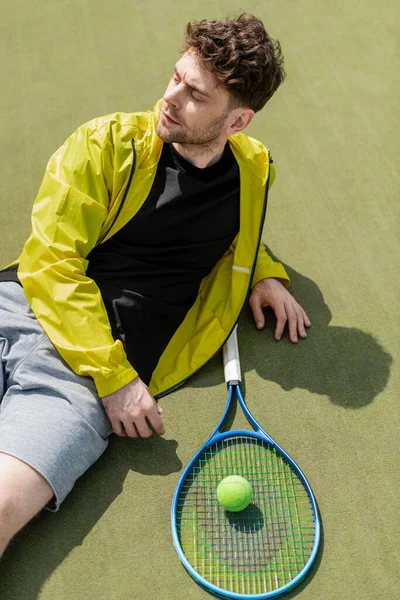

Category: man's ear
[227, 108, 255, 135]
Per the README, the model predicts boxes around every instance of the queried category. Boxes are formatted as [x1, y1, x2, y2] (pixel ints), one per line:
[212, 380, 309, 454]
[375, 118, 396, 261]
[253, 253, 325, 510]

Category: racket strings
[176, 436, 316, 595]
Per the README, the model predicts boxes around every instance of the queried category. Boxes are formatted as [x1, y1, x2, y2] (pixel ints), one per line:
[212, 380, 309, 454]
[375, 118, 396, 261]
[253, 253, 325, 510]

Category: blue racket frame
[171, 383, 321, 599]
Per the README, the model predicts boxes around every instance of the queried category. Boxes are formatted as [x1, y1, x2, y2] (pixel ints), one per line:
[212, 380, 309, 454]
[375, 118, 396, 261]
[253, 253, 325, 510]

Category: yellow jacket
[5, 101, 289, 398]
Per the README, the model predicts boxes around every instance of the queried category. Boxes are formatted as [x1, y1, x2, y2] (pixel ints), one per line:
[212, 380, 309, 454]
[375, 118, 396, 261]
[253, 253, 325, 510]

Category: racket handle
[223, 326, 242, 385]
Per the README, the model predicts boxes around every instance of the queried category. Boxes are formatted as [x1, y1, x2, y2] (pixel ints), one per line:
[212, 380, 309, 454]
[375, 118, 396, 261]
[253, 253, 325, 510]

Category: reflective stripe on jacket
[5, 100, 289, 398]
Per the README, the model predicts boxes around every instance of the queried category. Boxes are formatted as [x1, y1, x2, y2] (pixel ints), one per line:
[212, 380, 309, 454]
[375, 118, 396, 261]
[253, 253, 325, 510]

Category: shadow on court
[189, 253, 393, 410]
[277, 513, 325, 600]
[0, 435, 182, 600]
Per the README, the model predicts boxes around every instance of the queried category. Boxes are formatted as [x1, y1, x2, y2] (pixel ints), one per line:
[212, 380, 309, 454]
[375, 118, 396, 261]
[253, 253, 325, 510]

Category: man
[0, 13, 310, 556]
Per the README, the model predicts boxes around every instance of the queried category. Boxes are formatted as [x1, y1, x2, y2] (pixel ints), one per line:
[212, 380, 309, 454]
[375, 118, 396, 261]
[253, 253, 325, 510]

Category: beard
[156, 109, 229, 147]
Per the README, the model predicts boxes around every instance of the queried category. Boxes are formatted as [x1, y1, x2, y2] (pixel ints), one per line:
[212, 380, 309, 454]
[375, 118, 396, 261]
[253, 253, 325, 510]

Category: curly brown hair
[184, 13, 286, 112]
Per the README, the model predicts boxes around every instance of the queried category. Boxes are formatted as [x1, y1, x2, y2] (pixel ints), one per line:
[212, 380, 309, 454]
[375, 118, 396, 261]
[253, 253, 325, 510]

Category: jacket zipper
[154, 150, 272, 400]
[98, 139, 137, 244]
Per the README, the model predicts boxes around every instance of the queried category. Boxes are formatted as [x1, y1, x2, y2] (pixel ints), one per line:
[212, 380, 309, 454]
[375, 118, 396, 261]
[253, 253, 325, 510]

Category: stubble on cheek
[155, 118, 171, 141]
[156, 108, 227, 145]
[156, 116, 187, 143]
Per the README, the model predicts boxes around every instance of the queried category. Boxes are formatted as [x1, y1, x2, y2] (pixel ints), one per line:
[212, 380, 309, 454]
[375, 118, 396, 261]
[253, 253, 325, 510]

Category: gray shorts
[0, 281, 113, 511]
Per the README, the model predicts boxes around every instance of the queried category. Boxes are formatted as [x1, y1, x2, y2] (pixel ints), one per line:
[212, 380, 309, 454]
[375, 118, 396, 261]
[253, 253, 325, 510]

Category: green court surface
[0, 1, 399, 598]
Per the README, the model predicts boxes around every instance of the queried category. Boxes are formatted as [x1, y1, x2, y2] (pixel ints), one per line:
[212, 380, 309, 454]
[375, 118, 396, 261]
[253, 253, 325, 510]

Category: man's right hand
[101, 377, 165, 438]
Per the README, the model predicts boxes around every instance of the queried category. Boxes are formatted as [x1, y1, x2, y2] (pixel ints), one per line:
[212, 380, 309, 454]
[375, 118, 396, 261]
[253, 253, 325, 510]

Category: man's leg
[0, 281, 111, 557]
[0, 452, 53, 557]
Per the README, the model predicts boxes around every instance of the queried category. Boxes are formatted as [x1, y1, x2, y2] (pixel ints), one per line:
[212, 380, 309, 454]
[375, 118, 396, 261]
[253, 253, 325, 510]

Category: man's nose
[163, 84, 181, 109]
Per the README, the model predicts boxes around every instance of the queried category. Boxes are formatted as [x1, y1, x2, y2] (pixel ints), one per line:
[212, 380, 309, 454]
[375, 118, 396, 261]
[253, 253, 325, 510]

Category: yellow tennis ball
[216, 475, 252, 512]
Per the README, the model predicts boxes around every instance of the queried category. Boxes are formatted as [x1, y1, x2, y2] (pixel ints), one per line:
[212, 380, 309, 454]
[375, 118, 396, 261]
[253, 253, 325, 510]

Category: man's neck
[172, 140, 227, 169]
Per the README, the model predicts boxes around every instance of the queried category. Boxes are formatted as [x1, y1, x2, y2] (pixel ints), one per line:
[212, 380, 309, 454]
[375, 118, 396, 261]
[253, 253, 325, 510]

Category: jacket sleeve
[17, 122, 138, 397]
[251, 244, 290, 288]
[251, 159, 291, 288]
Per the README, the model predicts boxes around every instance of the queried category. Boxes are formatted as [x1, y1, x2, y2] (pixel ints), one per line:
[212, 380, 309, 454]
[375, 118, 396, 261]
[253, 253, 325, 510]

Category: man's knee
[0, 494, 19, 556]
[0, 453, 54, 549]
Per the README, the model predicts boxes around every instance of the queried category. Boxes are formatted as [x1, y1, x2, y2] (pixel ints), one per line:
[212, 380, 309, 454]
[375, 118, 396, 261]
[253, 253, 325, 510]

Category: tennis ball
[216, 475, 252, 512]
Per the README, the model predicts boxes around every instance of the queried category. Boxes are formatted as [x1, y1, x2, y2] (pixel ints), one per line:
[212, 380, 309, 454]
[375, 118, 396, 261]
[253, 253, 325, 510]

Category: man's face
[156, 51, 233, 145]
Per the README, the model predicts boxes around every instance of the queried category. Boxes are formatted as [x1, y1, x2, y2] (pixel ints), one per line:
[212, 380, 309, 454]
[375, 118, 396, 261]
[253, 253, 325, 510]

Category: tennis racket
[171, 326, 320, 599]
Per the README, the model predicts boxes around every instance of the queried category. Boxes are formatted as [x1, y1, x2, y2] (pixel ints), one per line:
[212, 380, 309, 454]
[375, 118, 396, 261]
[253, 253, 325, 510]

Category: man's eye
[191, 91, 203, 102]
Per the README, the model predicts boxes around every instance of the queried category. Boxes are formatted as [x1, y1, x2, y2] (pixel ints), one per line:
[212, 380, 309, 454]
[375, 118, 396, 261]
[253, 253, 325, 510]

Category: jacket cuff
[252, 261, 290, 289]
[94, 362, 139, 397]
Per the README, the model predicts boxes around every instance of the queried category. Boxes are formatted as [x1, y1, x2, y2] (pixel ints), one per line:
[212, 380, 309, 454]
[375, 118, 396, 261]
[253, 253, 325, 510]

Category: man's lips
[162, 111, 180, 125]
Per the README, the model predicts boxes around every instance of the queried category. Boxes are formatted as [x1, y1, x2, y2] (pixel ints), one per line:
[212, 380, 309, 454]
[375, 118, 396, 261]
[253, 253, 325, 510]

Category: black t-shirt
[1, 142, 241, 384]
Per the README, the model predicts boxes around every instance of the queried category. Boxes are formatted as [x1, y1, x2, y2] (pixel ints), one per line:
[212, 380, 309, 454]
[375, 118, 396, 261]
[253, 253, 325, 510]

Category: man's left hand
[249, 278, 311, 343]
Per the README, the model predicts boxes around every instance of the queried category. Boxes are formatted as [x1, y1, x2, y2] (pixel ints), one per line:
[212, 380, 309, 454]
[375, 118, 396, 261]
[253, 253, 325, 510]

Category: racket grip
[223, 326, 242, 384]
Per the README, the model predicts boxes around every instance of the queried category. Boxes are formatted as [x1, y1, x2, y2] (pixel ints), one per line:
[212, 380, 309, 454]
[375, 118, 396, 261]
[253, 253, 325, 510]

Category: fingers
[114, 414, 164, 439]
[287, 304, 299, 343]
[297, 306, 311, 338]
[275, 302, 312, 343]
[274, 307, 287, 341]
[303, 310, 312, 328]
[147, 403, 166, 436]
[249, 293, 267, 330]
[125, 405, 164, 438]
[121, 403, 165, 438]
[123, 422, 139, 438]
[112, 421, 128, 437]
[249, 278, 312, 343]
[102, 379, 165, 439]
[134, 417, 153, 438]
